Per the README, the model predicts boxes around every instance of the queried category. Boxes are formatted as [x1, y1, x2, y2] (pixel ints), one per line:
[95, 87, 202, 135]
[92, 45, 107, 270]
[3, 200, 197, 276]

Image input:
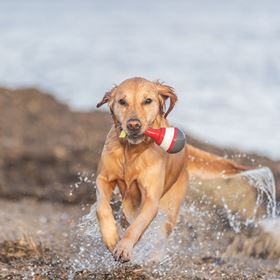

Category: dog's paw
[113, 238, 133, 262]
[105, 235, 119, 253]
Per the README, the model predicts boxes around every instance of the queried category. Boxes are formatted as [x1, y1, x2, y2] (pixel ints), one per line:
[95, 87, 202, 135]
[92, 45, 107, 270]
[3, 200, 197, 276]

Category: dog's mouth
[127, 132, 145, 144]
[117, 122, 146, 144]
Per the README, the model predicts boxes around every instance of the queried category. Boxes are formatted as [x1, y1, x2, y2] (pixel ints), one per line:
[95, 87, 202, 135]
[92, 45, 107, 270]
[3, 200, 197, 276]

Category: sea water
[0, 0, 279, 159]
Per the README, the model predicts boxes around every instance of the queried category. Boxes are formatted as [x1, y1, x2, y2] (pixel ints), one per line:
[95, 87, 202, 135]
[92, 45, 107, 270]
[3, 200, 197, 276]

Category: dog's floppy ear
[155, 81, 178, 118]
[96, 85, 117, 108]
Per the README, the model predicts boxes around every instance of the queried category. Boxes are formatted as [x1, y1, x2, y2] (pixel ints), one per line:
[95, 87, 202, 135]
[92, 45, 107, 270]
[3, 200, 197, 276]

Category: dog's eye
[144, 98, 152, 105]
[118, 99, 127, 106]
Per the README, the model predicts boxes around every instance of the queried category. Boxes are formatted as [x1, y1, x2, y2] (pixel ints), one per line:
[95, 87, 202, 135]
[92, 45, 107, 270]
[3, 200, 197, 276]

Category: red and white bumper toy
[144, 127, 186, 154]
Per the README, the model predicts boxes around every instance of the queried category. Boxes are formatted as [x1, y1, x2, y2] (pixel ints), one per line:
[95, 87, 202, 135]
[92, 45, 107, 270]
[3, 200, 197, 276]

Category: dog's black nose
[126, 118, 142, 131]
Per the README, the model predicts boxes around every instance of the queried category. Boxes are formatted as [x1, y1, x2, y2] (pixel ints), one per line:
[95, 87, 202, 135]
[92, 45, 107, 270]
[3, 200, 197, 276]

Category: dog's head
[96, 77, 177, 144]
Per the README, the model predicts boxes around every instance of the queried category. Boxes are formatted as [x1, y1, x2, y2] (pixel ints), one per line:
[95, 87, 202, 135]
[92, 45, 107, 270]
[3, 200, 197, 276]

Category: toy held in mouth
[144, 127, 186, 154]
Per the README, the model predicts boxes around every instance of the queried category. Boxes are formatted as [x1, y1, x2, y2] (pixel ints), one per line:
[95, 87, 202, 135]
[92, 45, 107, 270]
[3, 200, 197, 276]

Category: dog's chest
[120, 155, 144, 188]
[121, 162, 138, 187]
[110, 142, 152, 188]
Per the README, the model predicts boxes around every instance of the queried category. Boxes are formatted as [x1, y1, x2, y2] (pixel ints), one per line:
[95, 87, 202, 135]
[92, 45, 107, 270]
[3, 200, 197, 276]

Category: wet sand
[1, 197, 280, 279]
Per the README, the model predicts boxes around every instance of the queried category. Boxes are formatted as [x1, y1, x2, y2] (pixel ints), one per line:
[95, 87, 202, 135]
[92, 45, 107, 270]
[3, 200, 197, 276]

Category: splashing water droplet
[243, 167, 276, 219]
[67, 167, 278, 278]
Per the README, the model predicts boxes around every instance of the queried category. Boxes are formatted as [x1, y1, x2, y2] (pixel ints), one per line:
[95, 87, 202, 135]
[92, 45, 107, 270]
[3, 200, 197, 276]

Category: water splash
[68, 171, 96, 198]
[242, 167, 277, 220]
[69, 204, 121, 276]
[217, 167, 277, 232]
[67, 195, 229, 279]
[221, 197, 242, 232]
[67, 167, 278, 278]
[68, 201, 170, 277]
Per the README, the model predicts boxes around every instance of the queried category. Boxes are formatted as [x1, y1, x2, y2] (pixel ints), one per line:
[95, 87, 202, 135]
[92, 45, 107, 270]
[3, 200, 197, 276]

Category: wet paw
[113, 238, 133, 262]
[102, 231, 119, 253]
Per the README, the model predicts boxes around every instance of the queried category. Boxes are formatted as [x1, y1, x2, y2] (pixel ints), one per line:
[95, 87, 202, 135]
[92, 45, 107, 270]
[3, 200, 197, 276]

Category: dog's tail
[187, 145, 251, 178]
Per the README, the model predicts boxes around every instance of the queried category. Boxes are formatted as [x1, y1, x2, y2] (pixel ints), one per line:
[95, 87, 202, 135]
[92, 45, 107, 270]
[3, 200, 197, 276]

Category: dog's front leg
[113, 166, 164, 262]
[113, 196, 159, 262]
[96, 175, 119, 252]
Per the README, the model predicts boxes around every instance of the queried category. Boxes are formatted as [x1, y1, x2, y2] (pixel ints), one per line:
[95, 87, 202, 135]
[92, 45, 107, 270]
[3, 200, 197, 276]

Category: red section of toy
[144, 127, 186, 154]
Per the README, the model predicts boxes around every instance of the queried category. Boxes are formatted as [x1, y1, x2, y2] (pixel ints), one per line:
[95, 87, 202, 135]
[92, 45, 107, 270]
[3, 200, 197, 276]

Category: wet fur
[95, 77, 248, 262]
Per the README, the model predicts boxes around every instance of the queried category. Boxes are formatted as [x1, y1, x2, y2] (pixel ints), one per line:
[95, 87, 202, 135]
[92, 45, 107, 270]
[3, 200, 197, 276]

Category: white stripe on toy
[160, 127, 175, 151]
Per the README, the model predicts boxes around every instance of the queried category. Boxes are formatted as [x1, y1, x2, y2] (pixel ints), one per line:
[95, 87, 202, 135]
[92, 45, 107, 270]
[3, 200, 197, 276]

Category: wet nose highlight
[126, 118, 142, 131]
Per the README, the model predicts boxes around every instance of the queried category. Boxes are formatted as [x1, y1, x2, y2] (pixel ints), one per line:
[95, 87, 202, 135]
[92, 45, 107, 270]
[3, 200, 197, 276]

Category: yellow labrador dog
[96, 77, 247, 262]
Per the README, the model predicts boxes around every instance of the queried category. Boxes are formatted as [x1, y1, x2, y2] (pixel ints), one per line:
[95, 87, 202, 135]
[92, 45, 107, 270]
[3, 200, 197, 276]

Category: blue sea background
[0, 0, 279, 158]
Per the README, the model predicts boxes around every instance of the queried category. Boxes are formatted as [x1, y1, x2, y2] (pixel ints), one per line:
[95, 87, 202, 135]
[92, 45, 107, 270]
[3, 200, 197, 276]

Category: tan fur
[96, 77, 248, 262]
[187, 145, 250, 178]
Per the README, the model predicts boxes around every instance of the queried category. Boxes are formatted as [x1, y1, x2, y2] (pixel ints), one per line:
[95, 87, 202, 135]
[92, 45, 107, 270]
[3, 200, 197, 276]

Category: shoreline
[0, 87, 279, 203]
[0, 87, 280, 279]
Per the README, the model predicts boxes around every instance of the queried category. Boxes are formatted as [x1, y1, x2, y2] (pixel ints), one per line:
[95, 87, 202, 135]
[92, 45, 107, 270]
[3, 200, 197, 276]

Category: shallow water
[68, 167, 278, 278]
[0, 0, 280, 159]
[0, 166, 277, 278]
